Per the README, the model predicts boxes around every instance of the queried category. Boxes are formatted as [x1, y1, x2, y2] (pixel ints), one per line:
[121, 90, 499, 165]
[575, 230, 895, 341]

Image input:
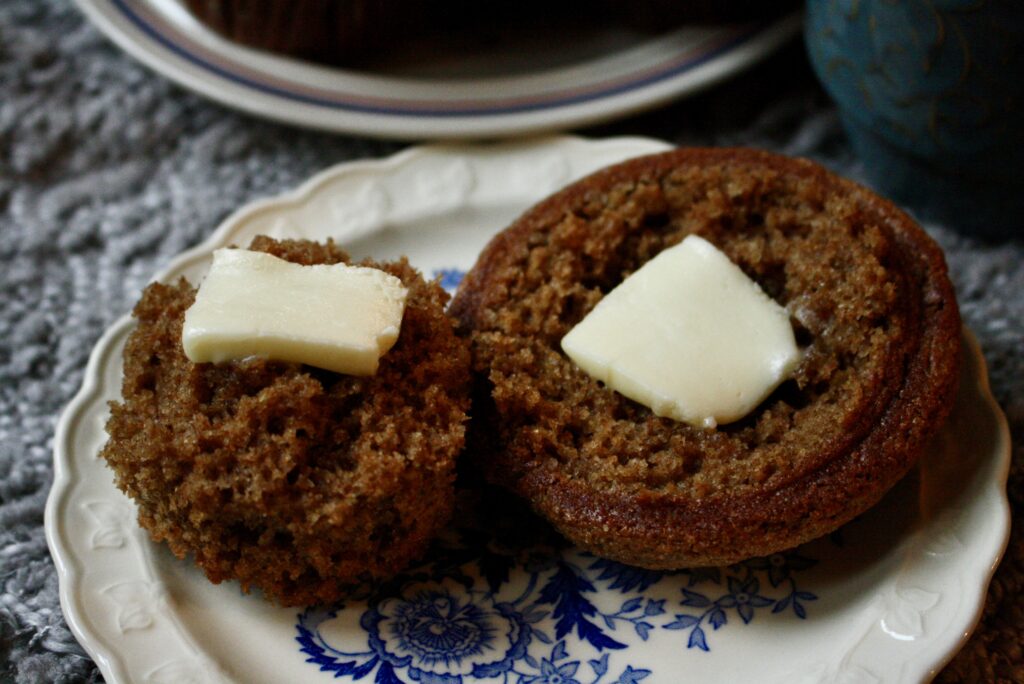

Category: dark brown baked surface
[180, 0, 798, 67]
[181, 0, 427, 65]
[451, 147, 962, 568]
[102, 236, 471, 606]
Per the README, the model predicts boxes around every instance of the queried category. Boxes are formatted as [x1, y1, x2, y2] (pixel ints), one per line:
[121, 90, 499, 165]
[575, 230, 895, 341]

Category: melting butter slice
[182, 249, 408, 376]
[561, 235, 800, 428]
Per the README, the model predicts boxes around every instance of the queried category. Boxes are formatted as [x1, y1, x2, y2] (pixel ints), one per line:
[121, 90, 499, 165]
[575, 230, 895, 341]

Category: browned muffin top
[102, 236, 471, 605]
[452, 148, 961, 567]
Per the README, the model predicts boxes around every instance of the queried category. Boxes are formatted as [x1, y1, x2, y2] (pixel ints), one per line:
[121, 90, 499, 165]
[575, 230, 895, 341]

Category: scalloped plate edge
[44, 136, 1012, 684]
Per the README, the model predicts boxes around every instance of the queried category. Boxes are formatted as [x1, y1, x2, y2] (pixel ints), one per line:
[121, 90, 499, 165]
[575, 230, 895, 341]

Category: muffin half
[103, 237, 471, 605]
[451, 148, 961, 568]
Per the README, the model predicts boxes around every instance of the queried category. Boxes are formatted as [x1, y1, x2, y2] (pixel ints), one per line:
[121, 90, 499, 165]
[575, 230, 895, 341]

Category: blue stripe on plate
[111, 0, 763, 117]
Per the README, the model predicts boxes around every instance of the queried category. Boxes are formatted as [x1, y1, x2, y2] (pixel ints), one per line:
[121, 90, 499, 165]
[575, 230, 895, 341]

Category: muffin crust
[451, 148, 961, 568]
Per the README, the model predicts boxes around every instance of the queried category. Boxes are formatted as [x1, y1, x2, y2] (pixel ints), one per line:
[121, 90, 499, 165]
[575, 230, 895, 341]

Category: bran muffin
[451, 148, 961, 569]
[102, 237, 471, 606]
[181, 1, 797, 66]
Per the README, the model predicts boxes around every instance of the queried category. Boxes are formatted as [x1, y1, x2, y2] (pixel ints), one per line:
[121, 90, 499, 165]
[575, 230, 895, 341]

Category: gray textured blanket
[1, 2, 1020, 682]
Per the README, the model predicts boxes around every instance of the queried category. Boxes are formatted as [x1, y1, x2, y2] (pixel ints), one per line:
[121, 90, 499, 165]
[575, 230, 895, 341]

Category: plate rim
[71, 0, 802, 139]
[921, 328, 1012, 679]
[45, 135, 1013, 684]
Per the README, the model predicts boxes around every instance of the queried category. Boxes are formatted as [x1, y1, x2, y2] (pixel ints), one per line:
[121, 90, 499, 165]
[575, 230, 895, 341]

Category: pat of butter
[561, 235, 800, 428]
[182, 249, 408, 376]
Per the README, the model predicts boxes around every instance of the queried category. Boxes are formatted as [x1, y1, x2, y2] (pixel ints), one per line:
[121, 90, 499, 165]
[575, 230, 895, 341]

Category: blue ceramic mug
[806, 0, 1023, 237]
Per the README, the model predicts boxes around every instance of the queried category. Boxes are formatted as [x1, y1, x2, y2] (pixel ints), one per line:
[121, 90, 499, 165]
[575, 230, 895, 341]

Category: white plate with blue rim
[72, 0, 801, 139]
[46, 135, 1011, 684]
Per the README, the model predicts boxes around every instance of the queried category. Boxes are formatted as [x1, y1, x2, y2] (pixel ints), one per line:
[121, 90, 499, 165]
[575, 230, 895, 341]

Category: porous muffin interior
[457, 156, 929, 502]
[102, 237, 470, 606]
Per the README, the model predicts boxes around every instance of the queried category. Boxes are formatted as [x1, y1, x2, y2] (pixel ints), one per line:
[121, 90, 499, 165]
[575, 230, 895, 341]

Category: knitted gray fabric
[1, 2, 1020, 682]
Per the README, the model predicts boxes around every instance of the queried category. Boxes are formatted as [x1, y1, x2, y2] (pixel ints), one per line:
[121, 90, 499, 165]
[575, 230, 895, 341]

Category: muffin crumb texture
[451, 148, 961, 568]
[102, 237, 471, 606]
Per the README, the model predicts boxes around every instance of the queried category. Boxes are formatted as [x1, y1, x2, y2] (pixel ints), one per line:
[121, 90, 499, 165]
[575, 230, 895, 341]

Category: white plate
[72, 0, 801, 139]
[46, 136, 1011, 684]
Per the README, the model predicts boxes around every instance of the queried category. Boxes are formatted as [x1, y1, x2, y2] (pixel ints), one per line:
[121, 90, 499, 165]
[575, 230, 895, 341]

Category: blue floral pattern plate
[46, 136, 1011, 684]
